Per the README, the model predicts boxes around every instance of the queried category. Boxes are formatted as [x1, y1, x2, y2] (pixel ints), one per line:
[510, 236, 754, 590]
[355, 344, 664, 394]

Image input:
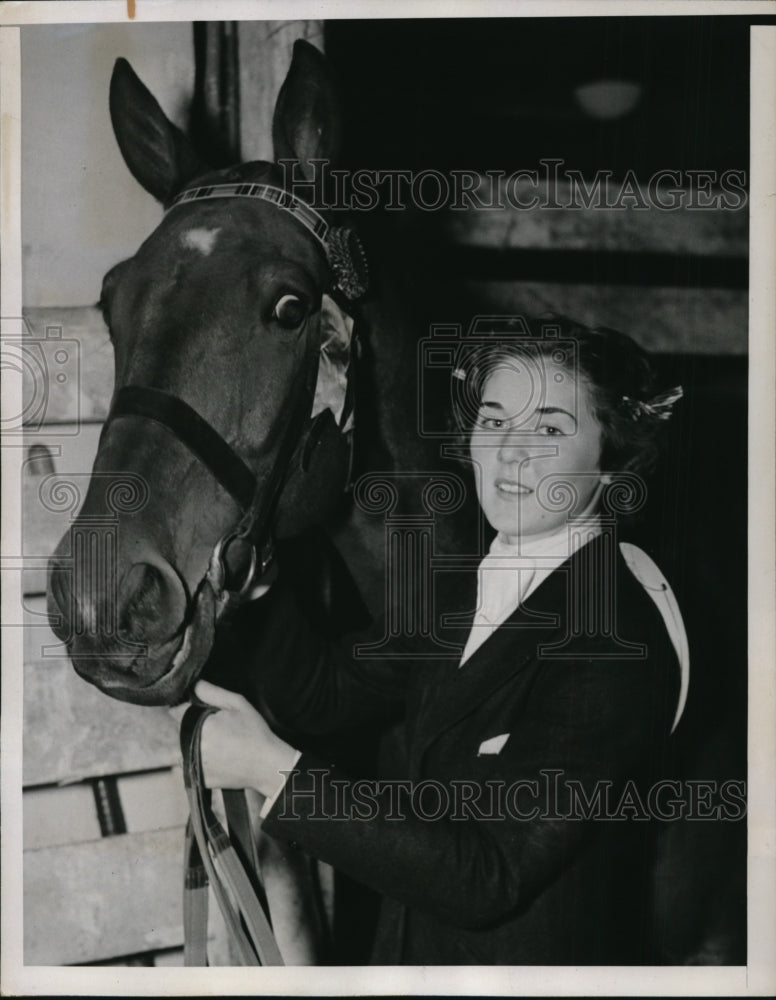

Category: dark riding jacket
[250, 534, 681, 965]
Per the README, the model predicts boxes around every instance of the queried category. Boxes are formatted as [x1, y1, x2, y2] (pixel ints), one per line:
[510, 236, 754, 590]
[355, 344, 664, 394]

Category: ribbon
[310, 294, 355, 433]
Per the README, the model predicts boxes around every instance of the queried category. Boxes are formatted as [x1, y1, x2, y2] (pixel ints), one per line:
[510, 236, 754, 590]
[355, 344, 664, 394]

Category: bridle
[96, 183, 369, 963]
[100, 182, 367, 698]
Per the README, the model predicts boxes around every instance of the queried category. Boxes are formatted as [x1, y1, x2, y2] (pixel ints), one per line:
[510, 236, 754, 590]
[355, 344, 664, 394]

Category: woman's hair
[453, 314, 677, 477]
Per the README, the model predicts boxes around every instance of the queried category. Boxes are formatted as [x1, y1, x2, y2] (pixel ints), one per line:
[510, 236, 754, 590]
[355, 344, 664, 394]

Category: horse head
[47, 42, 366, 706]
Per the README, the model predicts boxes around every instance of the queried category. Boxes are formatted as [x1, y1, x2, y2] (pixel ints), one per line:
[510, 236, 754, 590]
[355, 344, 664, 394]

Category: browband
[169, 183, 329, 249]
[110, 386, 257, 511]
[167, 182, 369, 301]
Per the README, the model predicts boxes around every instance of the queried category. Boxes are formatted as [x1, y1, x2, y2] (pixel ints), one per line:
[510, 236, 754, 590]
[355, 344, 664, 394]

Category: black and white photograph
[1, 1, 774, 995]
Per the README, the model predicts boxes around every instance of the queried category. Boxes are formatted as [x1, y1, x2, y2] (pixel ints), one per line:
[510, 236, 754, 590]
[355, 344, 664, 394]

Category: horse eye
[272, 293, 307, 329]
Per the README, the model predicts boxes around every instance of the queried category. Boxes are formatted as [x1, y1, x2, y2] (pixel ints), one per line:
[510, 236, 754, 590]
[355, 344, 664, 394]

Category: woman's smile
[494, 477, 533, 498]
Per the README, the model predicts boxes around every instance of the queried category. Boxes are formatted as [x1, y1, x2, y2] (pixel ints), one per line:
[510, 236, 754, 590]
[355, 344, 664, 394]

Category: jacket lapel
[415, 555, 574, 757]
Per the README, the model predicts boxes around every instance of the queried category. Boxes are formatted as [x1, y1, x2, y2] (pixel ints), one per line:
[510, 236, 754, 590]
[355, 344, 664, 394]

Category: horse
[45, 39, 464, 965]
[44, 38, 743, 968]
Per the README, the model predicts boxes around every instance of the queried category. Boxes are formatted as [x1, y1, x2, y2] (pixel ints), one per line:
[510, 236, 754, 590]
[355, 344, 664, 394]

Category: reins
[181, 704, 284, 966]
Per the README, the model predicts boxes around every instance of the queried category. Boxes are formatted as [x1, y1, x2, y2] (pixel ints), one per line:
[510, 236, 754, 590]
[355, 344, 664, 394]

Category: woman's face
[469, 353, 604, 541]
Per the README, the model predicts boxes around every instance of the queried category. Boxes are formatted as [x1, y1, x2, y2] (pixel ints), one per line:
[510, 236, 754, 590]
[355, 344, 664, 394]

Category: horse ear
[272, 40, 343, 180]
[110, 58, 208, 204]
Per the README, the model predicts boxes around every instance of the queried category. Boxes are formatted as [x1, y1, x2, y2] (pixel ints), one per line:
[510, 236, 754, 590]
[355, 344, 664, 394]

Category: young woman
[193, 315, 687, 965]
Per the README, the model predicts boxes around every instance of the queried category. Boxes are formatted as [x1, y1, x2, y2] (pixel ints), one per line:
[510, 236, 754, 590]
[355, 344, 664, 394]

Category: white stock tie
[460, 543, 536, 665]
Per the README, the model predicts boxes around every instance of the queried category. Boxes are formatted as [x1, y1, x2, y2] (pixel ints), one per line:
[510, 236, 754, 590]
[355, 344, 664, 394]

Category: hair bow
[621, 386, 684, 421]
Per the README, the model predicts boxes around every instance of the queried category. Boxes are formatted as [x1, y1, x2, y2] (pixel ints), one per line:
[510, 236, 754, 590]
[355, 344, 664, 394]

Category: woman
[194, 315, 687, 965]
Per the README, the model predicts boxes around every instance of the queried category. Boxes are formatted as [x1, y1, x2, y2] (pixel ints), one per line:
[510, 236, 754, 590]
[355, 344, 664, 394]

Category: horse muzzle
[47, 545, 217, 706]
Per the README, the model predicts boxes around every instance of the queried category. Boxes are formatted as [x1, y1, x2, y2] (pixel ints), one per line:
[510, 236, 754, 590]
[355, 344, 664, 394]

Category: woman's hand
[193, 680, 298, 797]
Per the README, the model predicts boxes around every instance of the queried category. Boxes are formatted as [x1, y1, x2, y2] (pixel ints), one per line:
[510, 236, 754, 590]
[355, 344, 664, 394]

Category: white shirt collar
[460, 512, 602, 666]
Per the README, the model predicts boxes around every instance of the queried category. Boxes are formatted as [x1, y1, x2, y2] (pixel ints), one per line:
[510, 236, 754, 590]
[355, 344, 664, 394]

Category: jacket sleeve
[261, 644, 678, 929]
[238, 576, 413, 738]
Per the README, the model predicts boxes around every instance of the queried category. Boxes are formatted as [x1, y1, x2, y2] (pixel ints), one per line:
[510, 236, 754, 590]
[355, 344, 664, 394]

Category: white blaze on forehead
[181, 227, 221, 255]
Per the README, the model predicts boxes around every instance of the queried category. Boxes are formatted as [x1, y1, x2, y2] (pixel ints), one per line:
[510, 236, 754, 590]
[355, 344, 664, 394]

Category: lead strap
[181, 705, 285, 966]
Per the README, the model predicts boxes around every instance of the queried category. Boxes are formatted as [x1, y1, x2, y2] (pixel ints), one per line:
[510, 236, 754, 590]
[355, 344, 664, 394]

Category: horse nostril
[118, 561, 187, 646]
